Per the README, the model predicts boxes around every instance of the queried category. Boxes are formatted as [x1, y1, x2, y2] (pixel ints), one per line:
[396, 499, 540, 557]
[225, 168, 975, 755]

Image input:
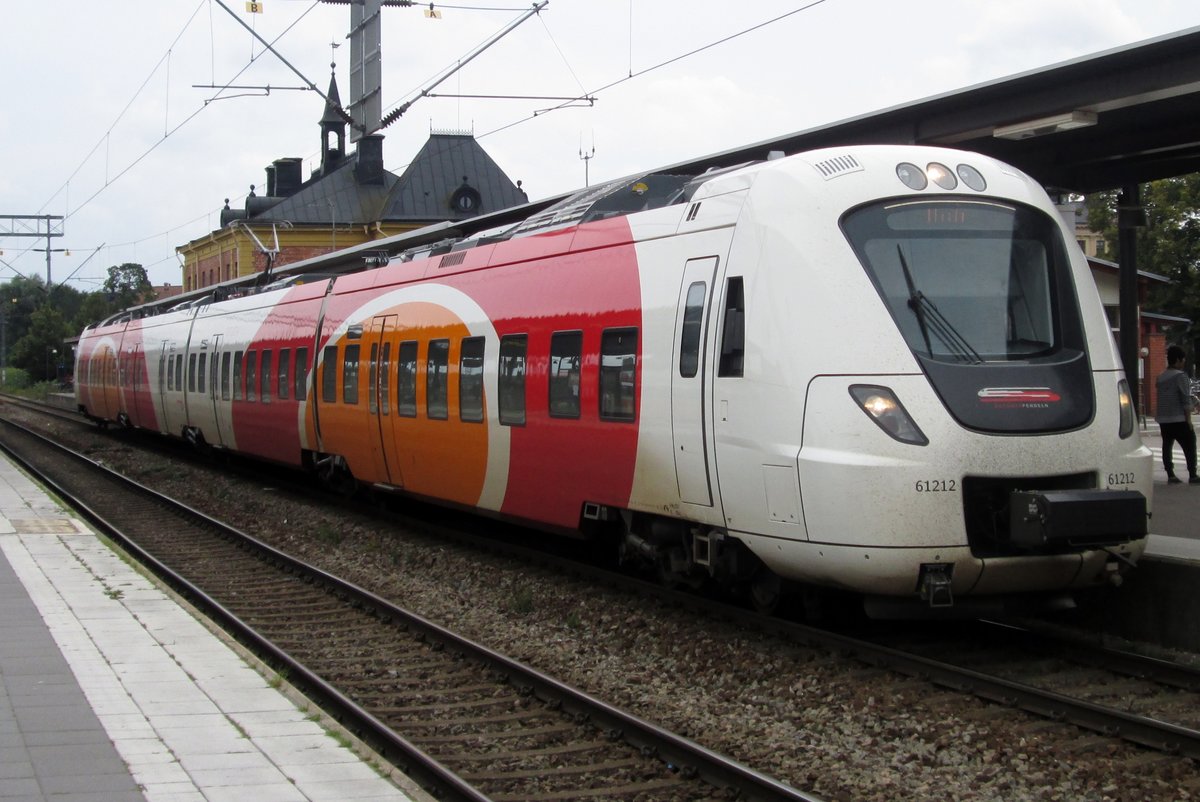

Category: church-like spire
[320, 61, 347, 175]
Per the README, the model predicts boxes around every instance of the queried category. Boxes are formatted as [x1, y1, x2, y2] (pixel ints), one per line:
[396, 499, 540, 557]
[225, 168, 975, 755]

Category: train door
[155, 341, 171, 432]
[208, 335, 231, 447]
[367, 315, 404, 487]
[129, 344, 153, 427]
[671, 257, 718, 506]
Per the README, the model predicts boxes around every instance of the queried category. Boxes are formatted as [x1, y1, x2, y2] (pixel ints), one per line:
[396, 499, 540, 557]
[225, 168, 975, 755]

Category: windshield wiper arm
[917, 293, 984, 363]
[896, 245, 933, 354]
[896, 245, 983, 364]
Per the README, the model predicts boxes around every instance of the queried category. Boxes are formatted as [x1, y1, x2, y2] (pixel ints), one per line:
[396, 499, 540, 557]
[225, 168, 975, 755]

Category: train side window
[221, 352, 231, 400]
[164, 354, 172, 392]
[343, 344, 360, 405]
[278, 348, 291, 400]
[549, 331, 582, 418]
[460, 336, 485, 423]
[427, 339, 449, 419]
[188, 354, 197, 393]
[197, 353, 207, 394]
[321, 345, 337, 403]
[397, 340, 417, 416]
[368, 343, 379, 414]
[600, 328, 637, 421]
[246, 351, 258, 402]
[233, 351, 244, 400]
[680, 281, 706, 378]
[718, 277, 745, 378]
[295, 347, 309, 401]
[260, 349, 272, 403]
[177, 355, 185, 392]
[379, 342, 391, 415]
[498, 334, 527, 426]
[210, 352, 219, 397]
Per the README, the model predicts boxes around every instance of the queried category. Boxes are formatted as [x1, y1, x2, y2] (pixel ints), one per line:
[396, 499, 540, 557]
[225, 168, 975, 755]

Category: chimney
[264, 163, 277, 197]
[273, 157, 303, 197]
[355, 135, 385, 185]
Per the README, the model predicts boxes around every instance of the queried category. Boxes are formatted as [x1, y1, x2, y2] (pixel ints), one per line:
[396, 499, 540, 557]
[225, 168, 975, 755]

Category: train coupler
[918, 563, 954, 607]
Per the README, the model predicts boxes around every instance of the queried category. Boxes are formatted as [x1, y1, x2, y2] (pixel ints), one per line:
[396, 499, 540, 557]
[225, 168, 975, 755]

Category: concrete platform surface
[0, 450, 423, 802]
[1142, 422, 1200, 561]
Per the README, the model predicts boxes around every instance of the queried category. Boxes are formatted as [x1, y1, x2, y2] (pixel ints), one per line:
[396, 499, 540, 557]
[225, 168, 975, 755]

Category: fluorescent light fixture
[993, 110, 1098, 140]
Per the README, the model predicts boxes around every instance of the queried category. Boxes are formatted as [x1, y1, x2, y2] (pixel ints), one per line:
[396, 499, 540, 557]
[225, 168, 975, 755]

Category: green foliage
[10, 305, 71, 382]
[0, 367, 30, 389]
[509, 585, 535, 615]
[76, 292, 118, 330]
[1086, 175, 1200, 361]
[1, 262, 151, 384]
[102, 262, 153, 311]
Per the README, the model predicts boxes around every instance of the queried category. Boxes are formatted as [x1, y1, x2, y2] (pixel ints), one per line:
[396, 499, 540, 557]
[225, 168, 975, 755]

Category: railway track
[0, 414, 818, 802]
[858, 619, 1200, 755]
[5, 396, 1200, 796]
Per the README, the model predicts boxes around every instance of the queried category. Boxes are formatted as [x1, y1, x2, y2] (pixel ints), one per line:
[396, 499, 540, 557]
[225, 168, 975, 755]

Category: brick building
[1084, 256, 1187, 417]
[177, 72, 527, 292]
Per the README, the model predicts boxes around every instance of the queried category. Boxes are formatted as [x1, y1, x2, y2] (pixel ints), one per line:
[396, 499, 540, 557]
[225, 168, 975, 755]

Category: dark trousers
[1160, 421, 1198, 478]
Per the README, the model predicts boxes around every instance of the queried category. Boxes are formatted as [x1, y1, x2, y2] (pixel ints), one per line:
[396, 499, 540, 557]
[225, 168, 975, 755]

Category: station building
[1057, 198, 1191, 418]
[176, 73, 527, 292]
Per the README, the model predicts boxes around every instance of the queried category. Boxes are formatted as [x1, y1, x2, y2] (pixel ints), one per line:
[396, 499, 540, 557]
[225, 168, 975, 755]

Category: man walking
[1156, 344, 1198, 485]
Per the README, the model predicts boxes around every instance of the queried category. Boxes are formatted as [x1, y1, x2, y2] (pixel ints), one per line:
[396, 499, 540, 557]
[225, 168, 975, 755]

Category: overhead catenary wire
[31, 0, 210, 219]
[62, 3, 325, 225]
[4, 1, 326, 282]
[20, 2, 820, 286]
[480, 0, 828, 138]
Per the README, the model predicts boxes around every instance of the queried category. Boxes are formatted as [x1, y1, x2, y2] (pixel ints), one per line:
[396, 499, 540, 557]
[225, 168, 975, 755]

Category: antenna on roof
[580, 132, 596, 187]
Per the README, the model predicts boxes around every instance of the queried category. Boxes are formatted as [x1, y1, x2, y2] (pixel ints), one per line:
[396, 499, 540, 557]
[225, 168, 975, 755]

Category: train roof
[109, 165, 729, 324]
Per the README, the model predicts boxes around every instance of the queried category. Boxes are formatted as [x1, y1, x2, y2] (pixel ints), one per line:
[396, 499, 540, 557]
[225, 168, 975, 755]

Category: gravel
[22, 412, 1200, 801]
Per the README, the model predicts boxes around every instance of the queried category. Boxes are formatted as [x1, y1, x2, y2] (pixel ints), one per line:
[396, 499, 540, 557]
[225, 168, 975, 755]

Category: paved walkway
[0, 451, 425, 802]
[1140, 422, 1200, 561]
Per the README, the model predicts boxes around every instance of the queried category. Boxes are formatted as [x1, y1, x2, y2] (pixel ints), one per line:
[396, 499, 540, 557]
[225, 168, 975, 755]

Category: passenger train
[76, 145, 1152, 616]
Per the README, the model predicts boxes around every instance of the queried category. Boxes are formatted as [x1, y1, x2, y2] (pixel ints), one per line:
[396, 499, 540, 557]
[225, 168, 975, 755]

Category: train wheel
[183, 426, 212, 456]
[800, 587, 865, 627]
[316, 454, 356, 497]
[748, 568, 783, 615]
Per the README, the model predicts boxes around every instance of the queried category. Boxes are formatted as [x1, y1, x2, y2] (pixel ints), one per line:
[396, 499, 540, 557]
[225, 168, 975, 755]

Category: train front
[757, 147, 1151, 615]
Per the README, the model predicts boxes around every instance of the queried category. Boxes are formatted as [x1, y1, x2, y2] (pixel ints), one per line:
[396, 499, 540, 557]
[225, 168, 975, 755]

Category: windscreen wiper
[896, 245, 983, 364]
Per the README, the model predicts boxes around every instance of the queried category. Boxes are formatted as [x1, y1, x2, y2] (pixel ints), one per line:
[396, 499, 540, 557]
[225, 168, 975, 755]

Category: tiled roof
[380, 133, 527, 221]
[242, 133, 525, 227]
[250, 159, 397, 225]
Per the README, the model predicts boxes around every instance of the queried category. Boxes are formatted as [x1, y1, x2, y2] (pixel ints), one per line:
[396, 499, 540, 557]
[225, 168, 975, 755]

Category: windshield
[843, 199, 1068, 362]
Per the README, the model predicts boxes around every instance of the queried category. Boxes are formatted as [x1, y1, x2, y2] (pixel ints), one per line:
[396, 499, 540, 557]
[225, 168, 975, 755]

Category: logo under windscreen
[977, 387, 1062, 408]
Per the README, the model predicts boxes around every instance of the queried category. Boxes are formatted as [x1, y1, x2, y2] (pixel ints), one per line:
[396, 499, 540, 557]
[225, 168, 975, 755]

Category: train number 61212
[1106, 472, 1136, 487]
[915, 479, 957, 492]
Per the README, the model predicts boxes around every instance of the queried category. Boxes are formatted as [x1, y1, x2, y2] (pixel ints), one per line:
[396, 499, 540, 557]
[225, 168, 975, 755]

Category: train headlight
[1117, 379, 1135, 439]
[849, 385, 929, 446]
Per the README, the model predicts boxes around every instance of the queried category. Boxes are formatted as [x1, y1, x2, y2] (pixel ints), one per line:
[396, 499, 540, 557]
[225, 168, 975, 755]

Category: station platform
[0, 452, 427, 802]
[1140, 422, 1200, 561]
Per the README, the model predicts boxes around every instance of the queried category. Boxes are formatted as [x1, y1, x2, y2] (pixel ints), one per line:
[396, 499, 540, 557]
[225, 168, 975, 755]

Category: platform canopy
[667, 25, 1200, 195]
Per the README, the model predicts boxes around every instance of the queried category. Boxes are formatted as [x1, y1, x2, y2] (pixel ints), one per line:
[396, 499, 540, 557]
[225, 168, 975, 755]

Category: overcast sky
[2, 0, 1198, 290]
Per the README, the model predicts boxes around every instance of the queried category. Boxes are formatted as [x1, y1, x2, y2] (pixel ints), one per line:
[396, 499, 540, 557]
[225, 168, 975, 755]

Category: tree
[75, 292, 118, 330]
[1087, 175, 1200, 358]
[102, 262, 153, 311]
[10, 304, 72, 383]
